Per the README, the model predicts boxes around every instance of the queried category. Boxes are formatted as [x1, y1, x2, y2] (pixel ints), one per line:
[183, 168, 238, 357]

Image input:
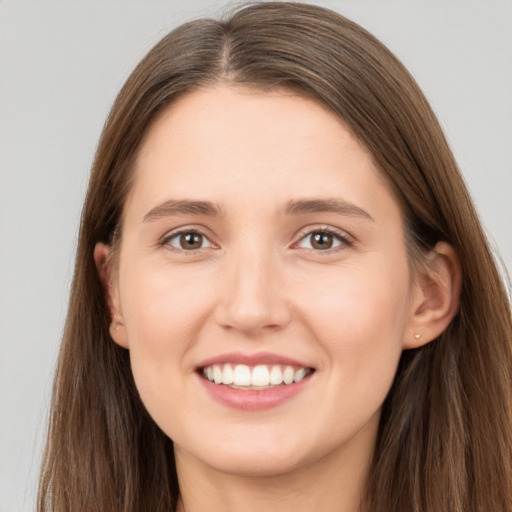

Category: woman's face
[107, 85, 422, 477]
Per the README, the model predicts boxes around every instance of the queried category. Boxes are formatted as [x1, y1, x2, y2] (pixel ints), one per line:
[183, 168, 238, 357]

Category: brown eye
[311, 232, 334, 250]
[166, 231, 211, 251]
[180, 233, 203, 250]
[297, 230, 346, 251]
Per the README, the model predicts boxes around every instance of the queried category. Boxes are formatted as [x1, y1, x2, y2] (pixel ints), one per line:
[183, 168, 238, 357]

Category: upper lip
[196, 351, 314, 369]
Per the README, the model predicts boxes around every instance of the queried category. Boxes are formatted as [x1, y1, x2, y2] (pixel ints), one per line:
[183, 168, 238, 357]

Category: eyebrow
[283, 198, 374, 221]
[143, 199, 223, 222]
[142, 197, 374, 223]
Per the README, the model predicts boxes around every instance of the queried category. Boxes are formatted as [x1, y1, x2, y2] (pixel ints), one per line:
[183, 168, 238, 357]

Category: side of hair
[38, 3, 512, 511]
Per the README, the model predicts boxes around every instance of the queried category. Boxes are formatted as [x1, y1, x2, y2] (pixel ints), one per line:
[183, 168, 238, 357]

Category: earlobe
[404, 241, 462, 349]
[93, 242, 129, 349]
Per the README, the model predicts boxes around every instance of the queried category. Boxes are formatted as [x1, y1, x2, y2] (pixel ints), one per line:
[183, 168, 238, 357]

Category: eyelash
[161, 229, 216, 252]
[293, 227, 353, 253]
[160, 226, 353, 254]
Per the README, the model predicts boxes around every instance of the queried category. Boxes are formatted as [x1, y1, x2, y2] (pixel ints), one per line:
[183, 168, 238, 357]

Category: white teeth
[269, 365, 283, 385]
[202, 363, 312, 388]
[222, 363, 234, 384]
[213, 365, 223, 384]
[233, 364, 252, 386]
[251, 365, 270, 386]
[283, 366, 294, 385]
[293, 368, 307, 383]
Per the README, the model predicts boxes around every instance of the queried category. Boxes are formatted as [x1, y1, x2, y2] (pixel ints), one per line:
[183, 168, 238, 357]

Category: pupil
[312, 232, 333, 250]
[181, 233, 202, 249]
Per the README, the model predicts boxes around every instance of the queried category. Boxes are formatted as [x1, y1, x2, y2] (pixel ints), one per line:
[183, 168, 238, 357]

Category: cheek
[120, 263, 211, 348]
[300, 256, 410, 336]
[295, 260, 411, 406]
[117, 264, 214, 409]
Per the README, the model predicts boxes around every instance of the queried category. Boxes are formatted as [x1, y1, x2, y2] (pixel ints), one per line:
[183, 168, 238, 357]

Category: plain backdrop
[1, 1, 511, 510]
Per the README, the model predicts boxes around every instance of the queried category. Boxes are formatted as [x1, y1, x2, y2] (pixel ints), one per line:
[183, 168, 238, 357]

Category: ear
[93, 242, 129, 349]
[404, 241, 462, 349]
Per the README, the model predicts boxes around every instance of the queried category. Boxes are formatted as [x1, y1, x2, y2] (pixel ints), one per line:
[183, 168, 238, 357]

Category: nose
[214, 245, 291, 335]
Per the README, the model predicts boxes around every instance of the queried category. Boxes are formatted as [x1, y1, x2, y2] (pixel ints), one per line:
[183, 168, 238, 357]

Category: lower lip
[197, 373, 312, 411]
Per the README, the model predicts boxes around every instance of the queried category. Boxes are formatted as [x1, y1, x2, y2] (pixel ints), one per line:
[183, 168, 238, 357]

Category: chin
[206, 449, 306, 478]
[175, 429, 311, 478]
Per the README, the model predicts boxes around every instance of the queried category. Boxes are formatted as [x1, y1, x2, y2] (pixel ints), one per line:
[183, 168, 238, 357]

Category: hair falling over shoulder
[38, 3, 512, 511]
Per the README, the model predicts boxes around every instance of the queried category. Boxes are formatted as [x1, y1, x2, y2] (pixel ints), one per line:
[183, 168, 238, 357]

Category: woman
[38, 2, 512, 511]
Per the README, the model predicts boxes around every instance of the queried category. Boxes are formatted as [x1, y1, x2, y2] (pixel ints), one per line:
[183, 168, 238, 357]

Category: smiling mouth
[200, 363, 315, 390]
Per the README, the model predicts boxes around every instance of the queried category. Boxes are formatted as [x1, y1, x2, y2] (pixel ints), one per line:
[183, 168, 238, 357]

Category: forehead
[138, 85, 371, 156]
[126, 84, 398, 223]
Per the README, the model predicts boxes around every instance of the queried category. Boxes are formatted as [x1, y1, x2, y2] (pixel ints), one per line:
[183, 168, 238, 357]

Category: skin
[95, 85, 460, 512]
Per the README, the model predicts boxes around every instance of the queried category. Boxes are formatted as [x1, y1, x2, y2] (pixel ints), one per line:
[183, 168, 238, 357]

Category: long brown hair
[38, 3, 512, 511]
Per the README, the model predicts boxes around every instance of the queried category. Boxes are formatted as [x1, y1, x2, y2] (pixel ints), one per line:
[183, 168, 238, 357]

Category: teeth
[283, 366, 294, 385]
[213, 365, 223, 384]
[269, 365, 283, 385]
[222, 363, 234, 384]
[234, 364, 251, 386]
[202, 363, 311, 388]
[293, 368, 307, 383]
[251, 365, 270, 386]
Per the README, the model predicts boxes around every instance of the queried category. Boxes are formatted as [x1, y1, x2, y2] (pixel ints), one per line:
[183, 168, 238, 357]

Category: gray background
[1, 1, 511, 510]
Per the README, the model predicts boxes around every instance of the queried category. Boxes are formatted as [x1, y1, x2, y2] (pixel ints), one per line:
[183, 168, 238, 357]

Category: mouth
[199, 363, 315, 390]
[196, 352, 316, 410]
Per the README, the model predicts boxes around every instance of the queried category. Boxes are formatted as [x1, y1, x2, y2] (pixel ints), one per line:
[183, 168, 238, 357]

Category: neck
[174, 418, 376, 512]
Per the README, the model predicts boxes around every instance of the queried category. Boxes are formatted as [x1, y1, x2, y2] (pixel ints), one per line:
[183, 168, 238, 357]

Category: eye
[164, 230, 214, 251]
[296, 229, 349, 251]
